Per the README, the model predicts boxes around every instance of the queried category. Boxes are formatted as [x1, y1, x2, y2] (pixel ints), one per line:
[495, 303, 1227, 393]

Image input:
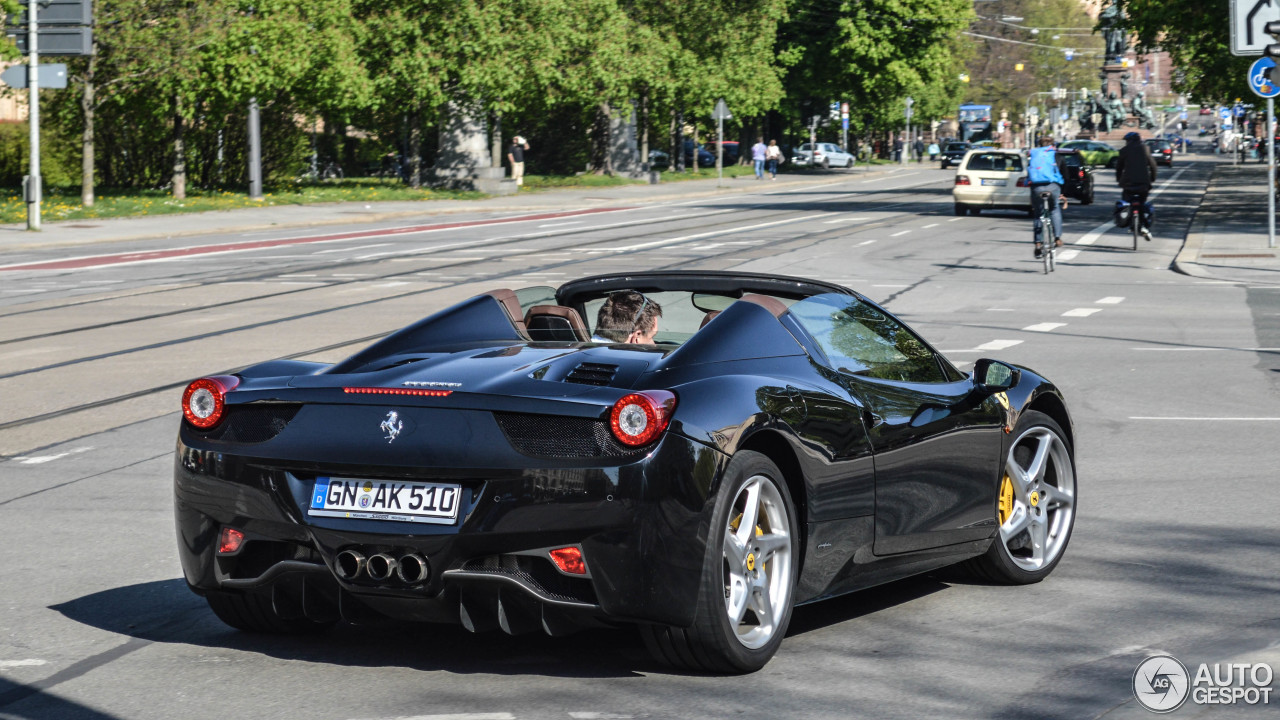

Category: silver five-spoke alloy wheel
[999, 425, 1076, 571]
[722, 474, 793, 649]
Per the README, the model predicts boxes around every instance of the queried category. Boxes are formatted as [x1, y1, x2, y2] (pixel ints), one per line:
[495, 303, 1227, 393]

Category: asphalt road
[2, 158, 1278, 719]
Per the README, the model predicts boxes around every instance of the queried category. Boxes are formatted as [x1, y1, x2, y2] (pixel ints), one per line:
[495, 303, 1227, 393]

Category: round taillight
[609, 391, 677, 447]
[182, 375, 240, 429]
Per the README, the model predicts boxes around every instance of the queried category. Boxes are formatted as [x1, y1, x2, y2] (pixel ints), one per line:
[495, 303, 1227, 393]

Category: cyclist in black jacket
[1115, 132, 1158, 240]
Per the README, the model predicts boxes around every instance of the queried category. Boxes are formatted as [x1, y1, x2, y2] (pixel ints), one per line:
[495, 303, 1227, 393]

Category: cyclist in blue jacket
[1027, 137, 1066, 258]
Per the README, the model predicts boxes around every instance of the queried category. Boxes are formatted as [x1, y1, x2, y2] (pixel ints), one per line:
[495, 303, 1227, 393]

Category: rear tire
[205, 590, 335, 634]
[954, 203, 967, 216]
[969, 207, 981, 216]
[641, 451, 798, 674]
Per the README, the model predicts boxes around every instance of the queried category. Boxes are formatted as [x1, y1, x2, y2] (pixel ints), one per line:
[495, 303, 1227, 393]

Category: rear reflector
[343, 387, 453, 397]
[218, 527, 245, 555]
[549, 546, 587, 575]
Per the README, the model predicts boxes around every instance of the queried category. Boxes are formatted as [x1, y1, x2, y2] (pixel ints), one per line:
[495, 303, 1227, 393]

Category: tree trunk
[80, 54, 95, 207]
[409, 107, 422, 189]
[172, 95, 186, 200]
[590, 102, 612, 175]
[638, 90, 649, 171]
[692, 124, 700, 171]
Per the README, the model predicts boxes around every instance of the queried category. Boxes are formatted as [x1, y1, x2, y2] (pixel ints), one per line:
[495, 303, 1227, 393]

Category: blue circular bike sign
[1250, 57, 1280, 99]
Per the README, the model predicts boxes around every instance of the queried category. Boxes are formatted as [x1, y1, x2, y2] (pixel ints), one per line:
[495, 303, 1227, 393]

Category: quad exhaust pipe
[334, 548, 430, 585]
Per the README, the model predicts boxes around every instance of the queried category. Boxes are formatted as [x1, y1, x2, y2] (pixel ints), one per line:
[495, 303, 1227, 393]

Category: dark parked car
[939, 142, 972, 168]
[683, 139, 716, 168]
[175, 272, 1077, 673]
[1055, 149, 1094, 204]
[705, 140, 740, 164]
[1144, 138, 1174, 167]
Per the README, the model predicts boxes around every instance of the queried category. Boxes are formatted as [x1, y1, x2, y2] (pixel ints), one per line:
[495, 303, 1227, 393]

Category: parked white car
[793, 142, 855, 168]
[952, 148, 1031, 216]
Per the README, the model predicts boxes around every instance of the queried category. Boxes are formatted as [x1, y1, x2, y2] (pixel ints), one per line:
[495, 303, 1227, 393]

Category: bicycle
[1123, 190, 1148, 251]
[1034, 190, 1056, 274]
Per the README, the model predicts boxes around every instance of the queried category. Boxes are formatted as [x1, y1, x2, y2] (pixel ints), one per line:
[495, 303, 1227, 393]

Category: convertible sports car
[174, 271, 1077, 673]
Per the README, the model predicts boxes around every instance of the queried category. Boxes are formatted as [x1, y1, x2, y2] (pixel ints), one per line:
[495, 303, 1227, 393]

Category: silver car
[794, 142, 855, 169]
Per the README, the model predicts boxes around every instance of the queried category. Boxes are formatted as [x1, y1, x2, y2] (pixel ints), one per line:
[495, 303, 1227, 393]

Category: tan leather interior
[699, 310, 721, 329]
[483, 289, 530, 337]
[739, 294, 788, 318]
[524, 305, 590, 342]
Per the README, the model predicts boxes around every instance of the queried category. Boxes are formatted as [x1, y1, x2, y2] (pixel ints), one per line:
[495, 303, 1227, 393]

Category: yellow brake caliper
[730, 512, 766, 575]
[998, 475, 1015, 525]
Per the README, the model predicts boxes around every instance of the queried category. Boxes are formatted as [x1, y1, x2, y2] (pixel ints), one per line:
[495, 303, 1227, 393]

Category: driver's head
[595, 291, 663, 344]
[1038, 137, 1054, 147]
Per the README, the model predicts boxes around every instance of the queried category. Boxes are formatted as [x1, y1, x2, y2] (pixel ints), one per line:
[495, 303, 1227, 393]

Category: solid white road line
[1131, 346, 1280, 351]
[537, 221, 583, 228]
[823, 217, 870, 224]
[1096, 296, 1125, 304]
[314, 243, 392, 255]
[987, 308, 1016, 312]
[1129, 417, 1280, 421]
[588, 213, 835, 253]
[1062, 308, 1102, 317]
[1023, 322, 1067, 332]
[347, 715, 517, 720]
[1074, 167, 1188, 246]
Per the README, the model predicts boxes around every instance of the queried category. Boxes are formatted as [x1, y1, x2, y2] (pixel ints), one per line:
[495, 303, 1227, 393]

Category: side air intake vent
[564, 362, 618, 386]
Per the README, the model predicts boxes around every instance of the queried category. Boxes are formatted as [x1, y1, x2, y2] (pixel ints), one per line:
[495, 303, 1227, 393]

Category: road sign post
[903, 97, 914, 166]
[1249, 57, 1279, 247]
[27, 1, 40, 230]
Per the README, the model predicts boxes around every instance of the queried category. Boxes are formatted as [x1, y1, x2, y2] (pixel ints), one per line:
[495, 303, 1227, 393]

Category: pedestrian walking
[927, 141, 940, 161]
[893, 137, 904, 163]
[751, 137, 768, 179]
[507, 135, 530, 187]
[765, 140, 783, 180]
[913, 137, 925, 163]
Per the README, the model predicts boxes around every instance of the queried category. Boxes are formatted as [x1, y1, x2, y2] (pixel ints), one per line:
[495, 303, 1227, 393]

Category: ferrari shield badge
[380, 411, 403, 443]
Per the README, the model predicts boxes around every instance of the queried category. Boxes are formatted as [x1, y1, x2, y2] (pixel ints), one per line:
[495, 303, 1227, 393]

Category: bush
[0, 120, 81, 187]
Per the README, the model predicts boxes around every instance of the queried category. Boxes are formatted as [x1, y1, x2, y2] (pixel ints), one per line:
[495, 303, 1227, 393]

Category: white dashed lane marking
[823, 217, 870, 224]
[891, 230, 911, 237]
[858, 240, 877, 246]
[1096, 296, 1125, 304]
[0, 659, 48, 668]
[977, 339, 1024, 350]
[922, 223, 939, 229]
[1062, 308, 1102, 317]
[1023, 322, 1067, 332]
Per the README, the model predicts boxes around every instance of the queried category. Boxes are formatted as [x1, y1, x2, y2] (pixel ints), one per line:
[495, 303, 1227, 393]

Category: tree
[780, 0, 975, 145]
[1125, 0, 1252, 104]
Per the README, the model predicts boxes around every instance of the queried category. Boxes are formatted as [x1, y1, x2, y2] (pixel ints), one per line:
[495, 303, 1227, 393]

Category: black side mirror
[973, 358, 1020, 393]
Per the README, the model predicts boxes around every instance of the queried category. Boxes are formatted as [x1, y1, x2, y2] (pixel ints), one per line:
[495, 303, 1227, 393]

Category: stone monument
[427, 101, 516, 195]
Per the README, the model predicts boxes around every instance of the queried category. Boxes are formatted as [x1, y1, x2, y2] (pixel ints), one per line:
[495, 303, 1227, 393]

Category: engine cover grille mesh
[197, 404, 301, 443]
[493, 412, 637, 458]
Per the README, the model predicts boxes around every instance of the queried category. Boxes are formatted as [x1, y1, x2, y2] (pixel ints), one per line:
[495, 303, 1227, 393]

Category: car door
[786, 294, 1005, 555]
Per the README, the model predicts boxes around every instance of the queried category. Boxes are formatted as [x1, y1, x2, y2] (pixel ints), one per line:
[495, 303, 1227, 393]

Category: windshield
[959, 107, 991, 123]
[580, 291, 793, 346]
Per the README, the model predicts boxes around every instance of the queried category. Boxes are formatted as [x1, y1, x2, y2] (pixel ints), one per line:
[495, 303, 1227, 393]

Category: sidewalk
[1176, 161, 1280, 285]
[0, 165, 913, 254]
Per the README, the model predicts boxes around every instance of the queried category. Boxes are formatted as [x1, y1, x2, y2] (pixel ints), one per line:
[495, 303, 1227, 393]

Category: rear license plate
[981, 178, 1007, 186]
[309, 477, 461, 524]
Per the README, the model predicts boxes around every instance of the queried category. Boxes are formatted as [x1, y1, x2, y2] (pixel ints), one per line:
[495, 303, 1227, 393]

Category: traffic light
[1266, 21, 1280, 58]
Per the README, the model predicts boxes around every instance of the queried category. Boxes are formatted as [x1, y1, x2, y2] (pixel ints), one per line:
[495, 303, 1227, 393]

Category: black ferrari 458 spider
[174, 271, 1077, 673]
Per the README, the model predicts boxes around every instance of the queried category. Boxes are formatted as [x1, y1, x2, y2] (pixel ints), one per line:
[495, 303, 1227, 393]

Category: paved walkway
[0, 165, 912, 253]
[1176, 161, 1280, 285]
